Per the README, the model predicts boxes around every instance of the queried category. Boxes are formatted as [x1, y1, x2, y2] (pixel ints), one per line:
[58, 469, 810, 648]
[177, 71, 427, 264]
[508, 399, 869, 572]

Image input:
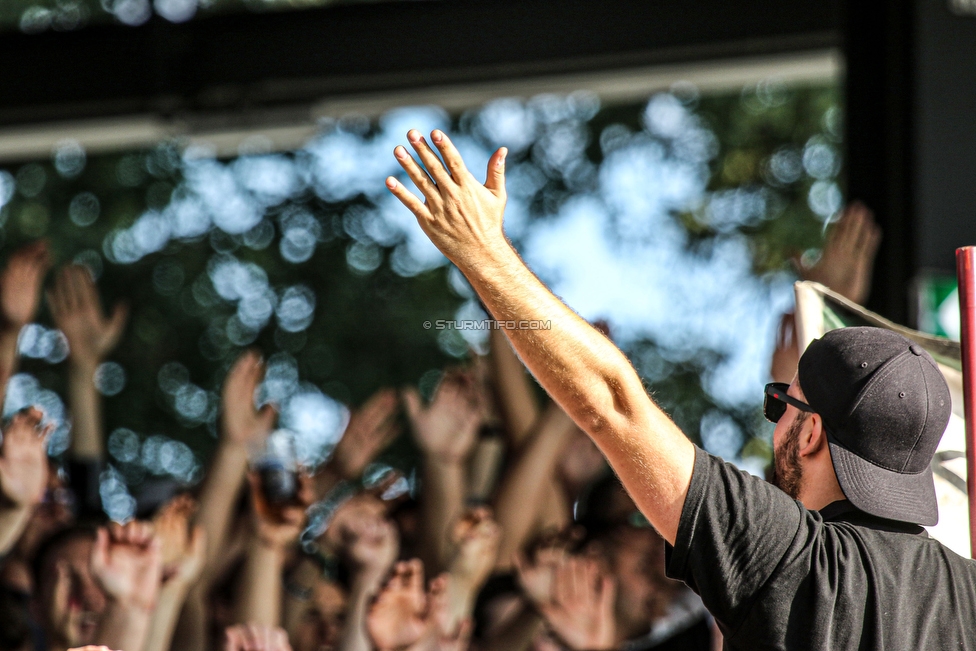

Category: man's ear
[797, 413, 827, 458]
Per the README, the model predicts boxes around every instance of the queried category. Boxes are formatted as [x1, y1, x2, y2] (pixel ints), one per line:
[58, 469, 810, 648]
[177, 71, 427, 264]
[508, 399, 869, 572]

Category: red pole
[956, 247, 976, 558]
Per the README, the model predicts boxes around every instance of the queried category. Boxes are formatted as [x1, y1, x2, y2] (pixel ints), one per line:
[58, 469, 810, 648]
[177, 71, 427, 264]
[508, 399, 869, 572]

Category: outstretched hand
[90, 521, 163, 611]
[797, 201, 882, 305]
[386, 129, 509, 269]
[222, 350, 277, 448]
[536, 556, 617, 651]
[47, 265, 128, 369]
[329, 388, 400, 481]
[224, 624, 293, 651]
[367, 559, 431, 651]
[0, 407, 51, 508]
[404, 370, 483, 464]
[0, 240, 50, 331]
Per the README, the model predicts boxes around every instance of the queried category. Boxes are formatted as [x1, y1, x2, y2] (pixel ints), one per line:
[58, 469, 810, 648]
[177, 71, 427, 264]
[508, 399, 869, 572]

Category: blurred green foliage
[0, 82, 839, 494]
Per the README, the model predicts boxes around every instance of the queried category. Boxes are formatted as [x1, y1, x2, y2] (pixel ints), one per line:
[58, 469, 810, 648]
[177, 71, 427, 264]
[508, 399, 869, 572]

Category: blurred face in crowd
[558, 428, 607, 488]
[600, 526, 674, 640]
[33, 532, 105, 648]
[289, 579, 347, 651]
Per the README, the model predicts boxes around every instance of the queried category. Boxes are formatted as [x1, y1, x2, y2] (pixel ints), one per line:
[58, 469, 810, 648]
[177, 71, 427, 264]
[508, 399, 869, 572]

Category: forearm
[462, 245, 694, 543]
[196, 442, 248, 569]
[96, 602, 154, 651]
[493, 407, 574, 567]
[489, 328, 541, 447]
[337, 576, 382, 651]
[145, 582, 192, 651]
[170, 585, 208, 651]
[0, 327, 20, 394]
[0, 505, 32, 556]
[67, 362, 104, 460]
[235, 541, 285, 626]
[420, 457, 466, 573]
[480, 605, 543, 651]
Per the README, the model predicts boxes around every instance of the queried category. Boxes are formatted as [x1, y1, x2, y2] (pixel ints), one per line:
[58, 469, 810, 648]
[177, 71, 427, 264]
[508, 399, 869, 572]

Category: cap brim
[828, 434, 939, 527]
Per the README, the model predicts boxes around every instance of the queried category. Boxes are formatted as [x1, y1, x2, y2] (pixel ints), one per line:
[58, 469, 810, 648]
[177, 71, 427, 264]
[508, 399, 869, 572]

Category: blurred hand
[90, 521, 163, 611]
[404, 370, 482, 464]
[221, 350, 277, 448]
[342, 511, 400, 587]
[47, 265, 128, 369]
[538, 556, 616, 651]
[224, 624, 293, 651]
[367, 559, 430, 651]
[770, 312, 800, 384]
[319, 491, 388, 553]
[797, 201, 882, 305]
[248, 472, 314, 550]
[0, 240, 50, 330]
[427, 573, 473, 651]
[329, 388, 400, 481]
[514, 531, 580, 606]
[386, 130, 509, 269]
[449, 507, 500, 589]
[0, 407, 51, 508]
[153, 494, 207, 588]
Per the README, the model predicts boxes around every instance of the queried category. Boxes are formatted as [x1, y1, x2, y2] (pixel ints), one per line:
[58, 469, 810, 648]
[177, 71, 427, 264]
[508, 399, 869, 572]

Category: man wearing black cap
[386, 129, 976, 650]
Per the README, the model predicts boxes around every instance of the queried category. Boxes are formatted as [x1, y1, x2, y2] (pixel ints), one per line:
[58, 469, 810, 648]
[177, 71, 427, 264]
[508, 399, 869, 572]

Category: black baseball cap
[797, 327, 951, 526]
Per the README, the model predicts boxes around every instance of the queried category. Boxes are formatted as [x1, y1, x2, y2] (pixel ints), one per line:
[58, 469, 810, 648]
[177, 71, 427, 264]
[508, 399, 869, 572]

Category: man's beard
[771, 413, 807, 499]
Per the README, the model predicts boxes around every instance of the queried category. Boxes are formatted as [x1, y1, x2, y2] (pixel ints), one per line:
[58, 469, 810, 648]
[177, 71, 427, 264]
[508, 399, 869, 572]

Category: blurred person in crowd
[489, 328, 607, 572]
[0, 241, 51, 401]
[403, 369, 484, 574]
[48, 265, 129, 521]
[30, 520, 161, 651]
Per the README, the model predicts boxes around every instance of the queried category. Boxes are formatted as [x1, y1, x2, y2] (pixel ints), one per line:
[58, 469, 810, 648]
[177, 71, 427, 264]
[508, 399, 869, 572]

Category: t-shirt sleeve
[666, 447, 803, 632]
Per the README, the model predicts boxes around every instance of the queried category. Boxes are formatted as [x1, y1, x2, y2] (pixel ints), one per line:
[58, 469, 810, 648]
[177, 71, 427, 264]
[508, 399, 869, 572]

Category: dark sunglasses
[763, 382, 816, 423]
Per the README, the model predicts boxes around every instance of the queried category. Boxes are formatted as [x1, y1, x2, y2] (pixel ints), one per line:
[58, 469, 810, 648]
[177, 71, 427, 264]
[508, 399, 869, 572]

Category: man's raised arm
[385, 129, 695, 543]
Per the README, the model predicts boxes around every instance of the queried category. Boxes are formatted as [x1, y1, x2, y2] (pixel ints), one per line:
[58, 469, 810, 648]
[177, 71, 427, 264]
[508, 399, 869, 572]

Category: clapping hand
[329, 388, 400, 481]
[404, 370, 483, 464]
[47, 265, 128, 370]
[0, 407, 51, 509]
[90, 521, 163, 611]
[222, 351, 277, 448]
[0, 240, 50, 331]
[386, 130, 509, 269]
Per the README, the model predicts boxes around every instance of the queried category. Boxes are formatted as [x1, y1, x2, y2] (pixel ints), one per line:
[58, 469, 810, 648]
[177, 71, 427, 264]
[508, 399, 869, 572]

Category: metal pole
[956, 246, 976, 557]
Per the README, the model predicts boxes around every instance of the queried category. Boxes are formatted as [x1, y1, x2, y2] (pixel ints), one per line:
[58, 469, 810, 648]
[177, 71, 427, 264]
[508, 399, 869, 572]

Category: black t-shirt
[666, 447, 976, 650]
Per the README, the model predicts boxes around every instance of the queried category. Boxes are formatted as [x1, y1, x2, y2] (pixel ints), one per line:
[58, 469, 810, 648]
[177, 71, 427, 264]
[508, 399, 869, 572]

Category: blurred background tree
[0, 81, 840, 511]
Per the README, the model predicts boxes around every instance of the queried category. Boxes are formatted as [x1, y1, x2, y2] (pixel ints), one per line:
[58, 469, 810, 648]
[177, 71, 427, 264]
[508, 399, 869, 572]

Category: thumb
[401, 387, 423, 424]
[106, 302, 129, 343]
[484, 147, 508, 195]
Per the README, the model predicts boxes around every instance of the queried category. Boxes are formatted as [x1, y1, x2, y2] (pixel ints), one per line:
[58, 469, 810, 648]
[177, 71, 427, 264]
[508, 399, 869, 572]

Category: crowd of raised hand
[0, 239, 714, 651]
[0, 197, 879, 651]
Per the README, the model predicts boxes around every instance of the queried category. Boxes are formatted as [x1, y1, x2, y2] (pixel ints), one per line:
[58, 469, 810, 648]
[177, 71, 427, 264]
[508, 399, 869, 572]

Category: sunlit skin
[386, 129, 846, 544]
